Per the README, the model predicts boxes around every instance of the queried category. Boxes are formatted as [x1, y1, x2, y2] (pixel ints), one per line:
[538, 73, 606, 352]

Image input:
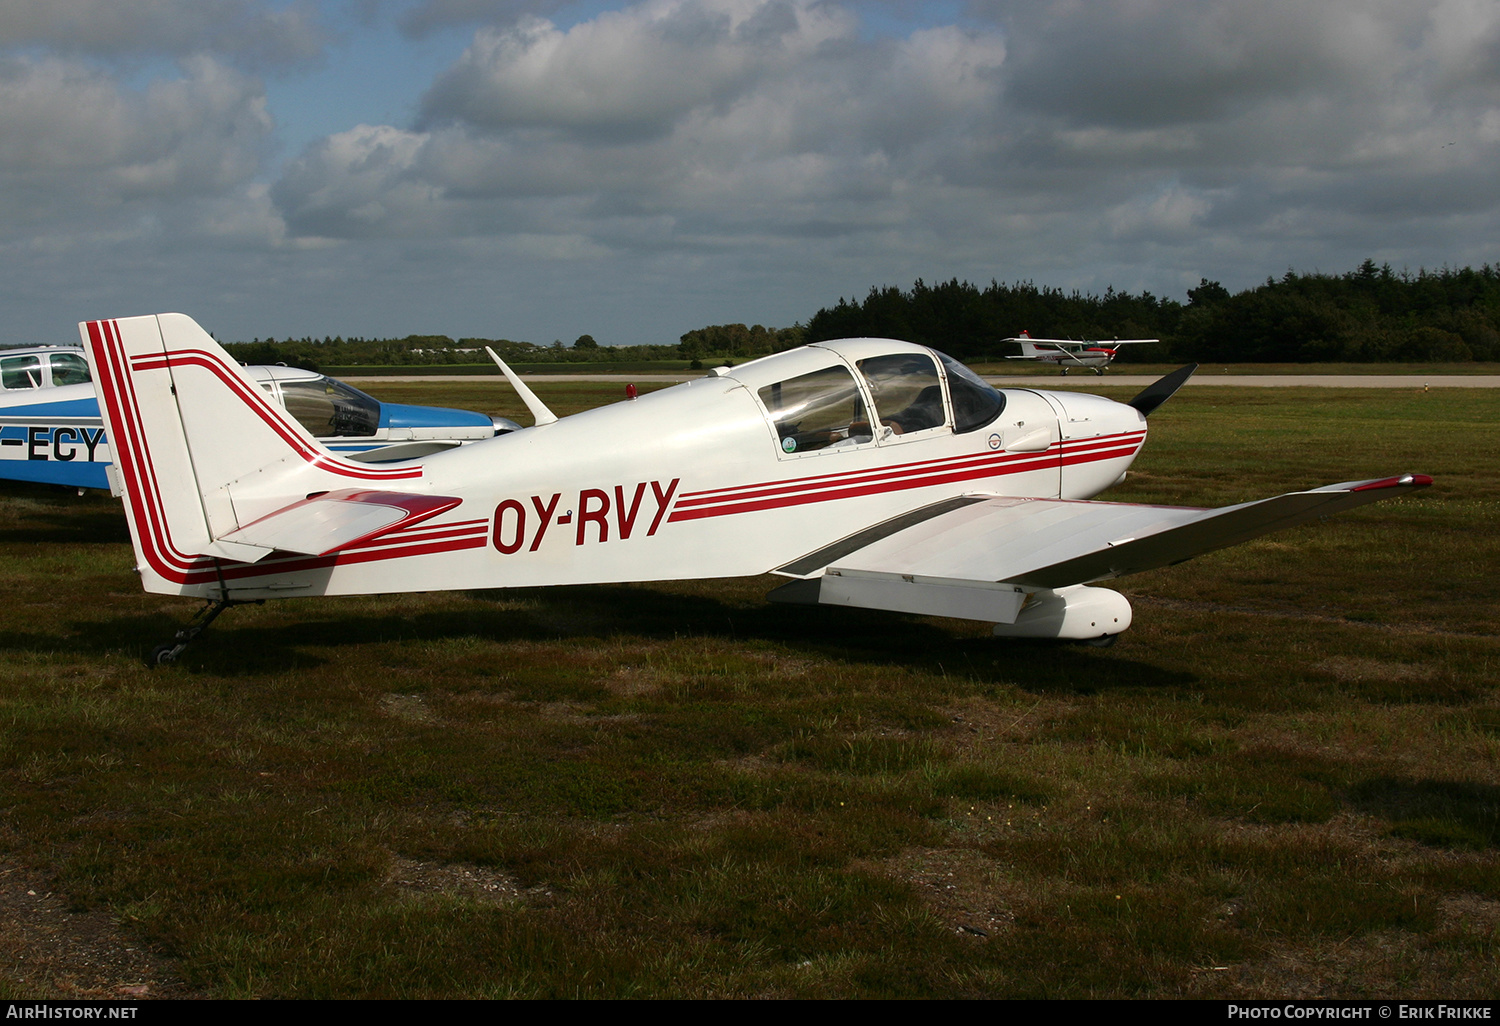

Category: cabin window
[48, 352, 91, 386]
[855, 353, 947, 437]
[758, 365, 874, 455]
[1, 355, 42, 390]
[936, 351, 1006, 433]
[278, 377, 381, 437]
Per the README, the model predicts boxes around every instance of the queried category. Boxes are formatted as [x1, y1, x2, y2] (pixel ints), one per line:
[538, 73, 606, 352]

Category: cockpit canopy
[739, 339, 1005, 456]
[245, 366, 381, 437]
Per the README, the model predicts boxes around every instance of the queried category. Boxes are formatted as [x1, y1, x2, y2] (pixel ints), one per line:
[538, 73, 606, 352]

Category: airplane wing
[1002, 337, 1079, 349]
[212, 489, 462, 562]
[1001, 337, 1157, 349]
[771, 475, 1430, 621]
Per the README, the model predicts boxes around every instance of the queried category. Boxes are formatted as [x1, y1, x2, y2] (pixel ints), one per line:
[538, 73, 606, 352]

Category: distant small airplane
[80, 314, 1428, 664]
[1005, 331, 1158, 375]
[0, 345, 517, 492]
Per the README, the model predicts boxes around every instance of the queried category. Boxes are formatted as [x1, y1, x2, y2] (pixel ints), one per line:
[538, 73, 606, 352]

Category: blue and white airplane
[0, 345, 518, 492]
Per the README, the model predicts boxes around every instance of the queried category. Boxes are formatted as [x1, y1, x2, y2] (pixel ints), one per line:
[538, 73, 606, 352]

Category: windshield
[935, 351, 1005, 433]
[279, 377, 381, 437]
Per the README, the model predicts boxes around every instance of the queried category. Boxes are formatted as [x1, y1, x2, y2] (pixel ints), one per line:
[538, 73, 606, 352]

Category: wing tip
[1350, 473, 1433, 492]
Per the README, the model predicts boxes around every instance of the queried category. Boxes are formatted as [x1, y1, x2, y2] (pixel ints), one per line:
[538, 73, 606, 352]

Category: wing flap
[816, 568, 1029, 622]
[822, 474, 1430, 591]
[218, 489, 462, 558]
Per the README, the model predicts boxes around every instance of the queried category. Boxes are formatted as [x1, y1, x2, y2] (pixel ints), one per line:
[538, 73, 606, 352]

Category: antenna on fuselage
[485, 346, 558, 427]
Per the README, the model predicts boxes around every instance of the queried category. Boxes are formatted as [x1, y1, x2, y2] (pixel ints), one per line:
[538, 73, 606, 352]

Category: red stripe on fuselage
[668, 432, 1143, 523]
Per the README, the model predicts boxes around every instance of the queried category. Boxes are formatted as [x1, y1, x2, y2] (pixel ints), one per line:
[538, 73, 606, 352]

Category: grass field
[0, 381, 1496, 998]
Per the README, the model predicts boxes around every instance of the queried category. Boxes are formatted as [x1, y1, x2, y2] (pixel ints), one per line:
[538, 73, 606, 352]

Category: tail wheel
[148, 644, 180, 666]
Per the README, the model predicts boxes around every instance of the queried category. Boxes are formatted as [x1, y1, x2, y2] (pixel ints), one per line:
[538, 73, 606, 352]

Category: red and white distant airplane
[80, 314, 1428, 663]
[1005, 331, 1158, 374]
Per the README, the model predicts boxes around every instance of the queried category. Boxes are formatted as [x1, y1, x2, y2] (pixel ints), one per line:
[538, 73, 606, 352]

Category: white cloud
[420, 0, 855, 138]
[273, 123, 436, 238]
[0, 55, 272, 233]
[278, 0, 1009, 248]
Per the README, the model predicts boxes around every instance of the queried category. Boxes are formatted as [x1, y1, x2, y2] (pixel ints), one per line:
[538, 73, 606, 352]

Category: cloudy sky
[2, 0, 1497, 346]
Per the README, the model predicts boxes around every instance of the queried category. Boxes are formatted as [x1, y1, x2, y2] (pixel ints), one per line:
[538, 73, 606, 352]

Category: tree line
[224, 259, 1500, 368]
[804, 262, 1500, 363]
[223, 334, 685, 372]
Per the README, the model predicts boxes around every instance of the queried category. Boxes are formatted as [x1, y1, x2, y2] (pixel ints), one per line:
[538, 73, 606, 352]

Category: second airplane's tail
[81, 314, 440, 595]
[1005, 331, 1046, 359]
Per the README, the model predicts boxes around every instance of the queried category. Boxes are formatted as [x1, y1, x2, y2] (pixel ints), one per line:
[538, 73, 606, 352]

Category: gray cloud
[253, 0, 1500, 342]
[994, 0, 1389, 128]
[399, 0, 576, 39]
[0, 0, 327, 68]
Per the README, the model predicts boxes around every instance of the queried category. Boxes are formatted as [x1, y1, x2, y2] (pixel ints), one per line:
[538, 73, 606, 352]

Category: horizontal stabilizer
[218, 489, 462, 558]
[818, 474, 1430, 591]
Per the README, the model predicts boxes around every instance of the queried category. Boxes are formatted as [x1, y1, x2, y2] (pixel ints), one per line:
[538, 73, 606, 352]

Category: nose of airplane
[1048, 391, 1148, 499]
[1050, 390, 1147, 434]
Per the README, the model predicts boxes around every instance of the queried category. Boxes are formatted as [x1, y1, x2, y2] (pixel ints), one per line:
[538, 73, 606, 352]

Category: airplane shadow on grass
[0, 484, 132, 545]
[41, 580, 1197, 693]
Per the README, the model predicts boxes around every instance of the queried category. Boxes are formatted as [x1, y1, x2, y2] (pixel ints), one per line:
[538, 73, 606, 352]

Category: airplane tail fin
[1004, 333, 1045, 357]
[81, 314, 427, 594]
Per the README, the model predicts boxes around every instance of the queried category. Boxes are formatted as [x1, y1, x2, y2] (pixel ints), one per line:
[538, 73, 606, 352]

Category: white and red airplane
[1005, 331, 1158, 374]
[80, 313, 1428, 664]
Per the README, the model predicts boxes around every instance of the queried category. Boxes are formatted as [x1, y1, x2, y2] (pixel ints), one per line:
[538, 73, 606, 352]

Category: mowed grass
[0, 381, 1496, 997]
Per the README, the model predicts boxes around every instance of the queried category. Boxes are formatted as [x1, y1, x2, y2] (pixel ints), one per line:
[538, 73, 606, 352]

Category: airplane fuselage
[84, 314, 1427, 653]
[122, 338, 1147, 600]
[1033, 347, 1116, 370]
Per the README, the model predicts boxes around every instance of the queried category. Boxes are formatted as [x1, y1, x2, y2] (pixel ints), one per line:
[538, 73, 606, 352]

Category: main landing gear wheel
[1083, 634, 1119, 648]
